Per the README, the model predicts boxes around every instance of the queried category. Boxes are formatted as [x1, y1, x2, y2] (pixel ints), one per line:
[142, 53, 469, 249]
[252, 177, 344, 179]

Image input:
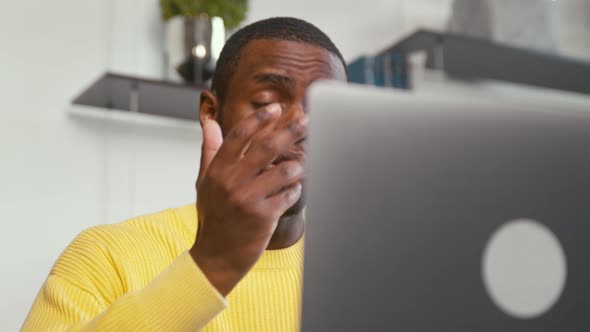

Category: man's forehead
[236, 39, 347, 82]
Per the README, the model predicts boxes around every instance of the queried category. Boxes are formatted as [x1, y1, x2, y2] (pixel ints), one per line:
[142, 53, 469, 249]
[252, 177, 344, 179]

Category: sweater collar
[254, 235, 304, 271]
[180, 203, 304, 271]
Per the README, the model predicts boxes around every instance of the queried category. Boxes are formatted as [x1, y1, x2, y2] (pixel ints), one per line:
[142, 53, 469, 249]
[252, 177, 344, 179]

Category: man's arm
[22, 230, 227, 332]
[192, 102, 306, 296]
[22, 102, 306, 330]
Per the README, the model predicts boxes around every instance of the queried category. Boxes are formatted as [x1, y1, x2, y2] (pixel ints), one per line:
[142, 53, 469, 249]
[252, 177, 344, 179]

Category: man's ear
[199, 90, 220, 125]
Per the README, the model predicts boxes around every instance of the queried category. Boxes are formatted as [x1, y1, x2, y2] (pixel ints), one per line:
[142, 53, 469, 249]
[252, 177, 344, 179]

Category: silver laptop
[302, 82, 590, 331]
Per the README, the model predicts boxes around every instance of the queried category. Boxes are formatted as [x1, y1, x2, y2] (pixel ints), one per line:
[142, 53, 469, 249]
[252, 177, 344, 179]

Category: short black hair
[211, 17, 347, 103]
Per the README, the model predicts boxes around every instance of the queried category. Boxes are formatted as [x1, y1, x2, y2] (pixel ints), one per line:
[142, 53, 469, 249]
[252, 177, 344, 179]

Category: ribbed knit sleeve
[22, 226, 227, 331]
[22, 204, 305, 331]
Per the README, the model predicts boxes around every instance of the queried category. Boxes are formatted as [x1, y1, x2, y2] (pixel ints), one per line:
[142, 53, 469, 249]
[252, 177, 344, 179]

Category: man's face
[217, 39, 347, 216]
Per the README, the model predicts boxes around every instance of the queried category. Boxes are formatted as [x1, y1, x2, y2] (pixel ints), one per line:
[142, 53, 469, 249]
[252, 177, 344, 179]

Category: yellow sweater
[22, 204, 304, 331]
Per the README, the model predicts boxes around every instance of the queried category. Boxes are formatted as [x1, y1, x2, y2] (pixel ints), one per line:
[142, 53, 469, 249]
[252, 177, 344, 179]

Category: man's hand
[190, 103, 307, 296]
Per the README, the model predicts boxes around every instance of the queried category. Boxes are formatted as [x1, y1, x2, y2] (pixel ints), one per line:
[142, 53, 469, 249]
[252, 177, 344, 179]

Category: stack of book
[347, 53, 409, 89]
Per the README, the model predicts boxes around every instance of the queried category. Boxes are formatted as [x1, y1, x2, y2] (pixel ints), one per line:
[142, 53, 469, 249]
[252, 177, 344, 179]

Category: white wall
[107, 0, 454, 78]
[0, 1, 200, 329]
[0, 1, 109, 328]
[243, 0, 453, 61]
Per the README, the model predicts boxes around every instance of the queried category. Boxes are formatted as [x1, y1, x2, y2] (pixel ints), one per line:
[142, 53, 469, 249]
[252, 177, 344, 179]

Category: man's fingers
[246, 160, 305, 200]
[197, 118, 223, 187]
[219, 104, 282, 160]
[263, 182, 303, 217]
[242, 116, 308, 175]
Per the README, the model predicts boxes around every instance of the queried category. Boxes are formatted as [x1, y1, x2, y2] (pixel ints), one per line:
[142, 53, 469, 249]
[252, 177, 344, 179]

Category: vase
[557, 0, 590, 60]
[165, 15, 222, 86]
[449, 0, 559, 54]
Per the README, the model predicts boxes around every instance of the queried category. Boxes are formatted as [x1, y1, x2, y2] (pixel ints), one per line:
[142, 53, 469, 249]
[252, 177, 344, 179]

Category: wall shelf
[353, 29, 590, 95]
[76, 30, 590, 124]
[72, 72, 204, 121]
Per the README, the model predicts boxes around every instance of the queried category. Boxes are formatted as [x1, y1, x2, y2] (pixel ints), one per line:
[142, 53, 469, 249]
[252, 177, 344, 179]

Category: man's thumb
[197, 118, 223, 187]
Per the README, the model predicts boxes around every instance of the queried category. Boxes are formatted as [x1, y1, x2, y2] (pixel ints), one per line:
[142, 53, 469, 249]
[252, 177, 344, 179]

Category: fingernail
[299, 116, 309, 126]
[296, 182, 303, 193]
[257, 110, 270, 121]
[267, 103, 282, 114]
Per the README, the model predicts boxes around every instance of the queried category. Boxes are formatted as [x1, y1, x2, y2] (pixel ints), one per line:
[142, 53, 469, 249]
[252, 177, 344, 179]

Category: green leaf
[159, 0, 248, 29]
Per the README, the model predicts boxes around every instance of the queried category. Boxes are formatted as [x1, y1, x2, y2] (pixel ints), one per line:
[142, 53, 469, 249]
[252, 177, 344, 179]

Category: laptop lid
[302, 82, 590, 331]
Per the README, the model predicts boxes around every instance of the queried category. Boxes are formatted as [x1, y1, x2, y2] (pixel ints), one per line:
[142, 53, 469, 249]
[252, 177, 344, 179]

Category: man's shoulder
[98, 203, 197, 243]
[51, 203, 198, 279]
[86, 203, 196, 245]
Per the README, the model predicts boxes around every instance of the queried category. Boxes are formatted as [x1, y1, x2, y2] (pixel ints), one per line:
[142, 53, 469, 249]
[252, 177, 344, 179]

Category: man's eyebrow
[252, 73, 295, 91]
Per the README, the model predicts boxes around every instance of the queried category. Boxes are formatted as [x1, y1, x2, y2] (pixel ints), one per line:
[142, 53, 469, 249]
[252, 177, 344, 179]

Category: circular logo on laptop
[482, 219, 567, 319]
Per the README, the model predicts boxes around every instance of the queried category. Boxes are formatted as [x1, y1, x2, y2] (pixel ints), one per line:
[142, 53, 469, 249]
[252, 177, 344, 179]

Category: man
[23, 17, 347, 331]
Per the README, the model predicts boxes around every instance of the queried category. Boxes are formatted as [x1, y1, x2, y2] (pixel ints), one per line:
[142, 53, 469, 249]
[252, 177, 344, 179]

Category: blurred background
[1, 0, 589, 329]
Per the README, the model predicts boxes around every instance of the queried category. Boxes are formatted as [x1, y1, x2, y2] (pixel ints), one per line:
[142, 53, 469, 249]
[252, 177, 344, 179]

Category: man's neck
[266, 211, 305, 250]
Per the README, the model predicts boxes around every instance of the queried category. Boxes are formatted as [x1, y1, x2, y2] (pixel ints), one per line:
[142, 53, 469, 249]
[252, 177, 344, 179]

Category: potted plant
[160, 0, 248, 84]
[160, 0, 248, 30]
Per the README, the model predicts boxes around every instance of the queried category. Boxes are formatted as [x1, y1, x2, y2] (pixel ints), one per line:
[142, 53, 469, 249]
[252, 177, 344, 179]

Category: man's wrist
[189, 247, 243, 297]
